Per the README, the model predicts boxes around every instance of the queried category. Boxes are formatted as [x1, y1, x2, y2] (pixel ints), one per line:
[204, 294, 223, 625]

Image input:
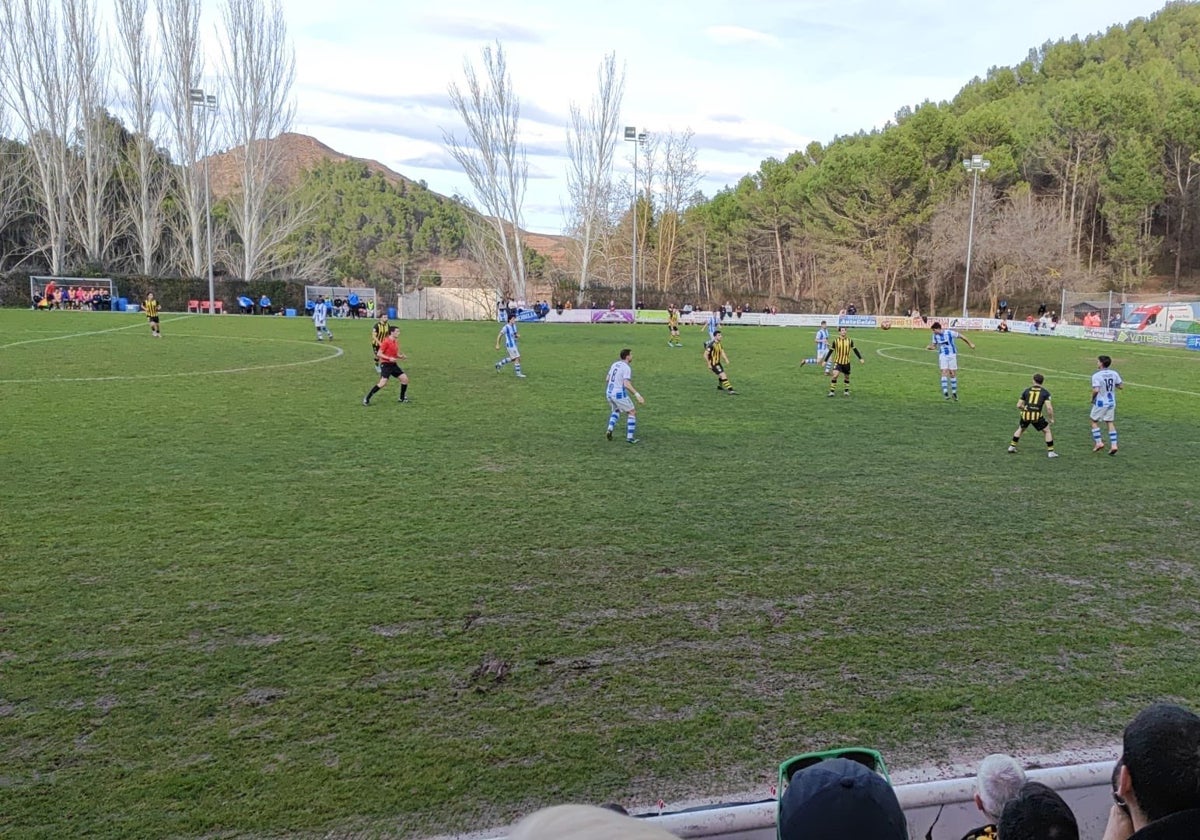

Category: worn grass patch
[2, 309, 1198, 838]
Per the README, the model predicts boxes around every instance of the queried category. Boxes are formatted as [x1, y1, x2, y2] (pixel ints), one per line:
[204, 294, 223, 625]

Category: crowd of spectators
[503, 701, 1200, 840]
[498, 299, 554, 319]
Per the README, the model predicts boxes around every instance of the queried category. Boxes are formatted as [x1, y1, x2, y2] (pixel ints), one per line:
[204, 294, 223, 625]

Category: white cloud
[705, 25, 780, 46]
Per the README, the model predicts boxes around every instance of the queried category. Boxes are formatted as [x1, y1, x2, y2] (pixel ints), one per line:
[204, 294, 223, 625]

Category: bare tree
[64, 0, 119, 266]
[656, 128, 702, 292]
[915, 191, 974, 315]
[918, 185, 1084, 316]
[157, 0, 204, 277]
[565, 52, 623, 302]
[444, 41, 528, 301]
[983, 186, 1085, 300]
[461, 204, 515, 297]
[0, 0, 77, 274]
[115, 0, 168, 275]
[218, 0, 303, 282]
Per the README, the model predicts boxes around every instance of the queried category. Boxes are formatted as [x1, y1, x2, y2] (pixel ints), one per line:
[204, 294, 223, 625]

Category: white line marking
[0, 316, 171, 349]
[0, 317, 343, 384]
[871, 343, 1200, 399]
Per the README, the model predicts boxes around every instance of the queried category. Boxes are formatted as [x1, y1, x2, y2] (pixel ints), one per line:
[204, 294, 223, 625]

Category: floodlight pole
[190, 88, 218, 314]
[624, 126, 648, 313]
[962, 154, 990, 319]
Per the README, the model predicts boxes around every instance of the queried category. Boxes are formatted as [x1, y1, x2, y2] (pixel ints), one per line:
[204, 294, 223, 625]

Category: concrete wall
[478, 760, 1117, 840]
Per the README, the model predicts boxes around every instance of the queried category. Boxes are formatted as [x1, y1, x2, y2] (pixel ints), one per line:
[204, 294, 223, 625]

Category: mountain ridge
[206, 132, 570, 270]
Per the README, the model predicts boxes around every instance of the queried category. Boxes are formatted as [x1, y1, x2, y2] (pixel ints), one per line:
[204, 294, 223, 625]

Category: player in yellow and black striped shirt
[371, 311, 390, 372]
[821, 326, 863, 396]
[704, 330, 737, 394]
[667, 306, 681, 347]
[1008, 373, 1057, 457]
[144, 292, 161, 338]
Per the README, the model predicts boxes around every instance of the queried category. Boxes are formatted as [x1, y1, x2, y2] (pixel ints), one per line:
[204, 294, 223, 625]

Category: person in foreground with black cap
[778, 756, 906, 840]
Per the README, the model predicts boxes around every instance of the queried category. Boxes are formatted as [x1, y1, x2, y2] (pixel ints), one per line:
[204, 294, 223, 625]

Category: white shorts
[938, 354, 959, 372]
[1090, 403, 1116, 423]
[608, 395, 634, 413]
[506, 346, 520, 359]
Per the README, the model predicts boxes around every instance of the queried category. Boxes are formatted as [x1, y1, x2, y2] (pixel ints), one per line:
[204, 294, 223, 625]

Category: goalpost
[31, 276, 116, 309]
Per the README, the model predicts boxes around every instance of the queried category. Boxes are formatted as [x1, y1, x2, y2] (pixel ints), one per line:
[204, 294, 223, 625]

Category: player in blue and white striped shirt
[926, 321, 976, 400]
[706, 308, 721, 339]
[1090, 354, 1123, 455]
[312, 296, 333, 341]
[494, 314, 525, 377]
[800, 320, 832, 372]
[605, 348, 644, 444]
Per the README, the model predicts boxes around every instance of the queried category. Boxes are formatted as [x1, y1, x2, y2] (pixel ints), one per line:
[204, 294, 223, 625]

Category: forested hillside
[279, 158, 470, 288]
[641, 1, 1200, 313]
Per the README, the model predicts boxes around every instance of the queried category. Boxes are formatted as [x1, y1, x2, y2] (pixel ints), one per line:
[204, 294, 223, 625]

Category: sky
[231, 0, 1173, 234]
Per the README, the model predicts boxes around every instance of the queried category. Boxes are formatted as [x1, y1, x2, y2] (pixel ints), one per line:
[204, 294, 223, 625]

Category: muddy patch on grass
[236, 634, 285, 647]
[61, 648, 135, 662]
[234, 687, 287, 707]
[464, 655, 512, 693]
[370, 621, 452, 639]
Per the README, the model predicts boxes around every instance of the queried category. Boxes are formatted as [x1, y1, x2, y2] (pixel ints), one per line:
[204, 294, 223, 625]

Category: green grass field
[3, 309, 1199, 839]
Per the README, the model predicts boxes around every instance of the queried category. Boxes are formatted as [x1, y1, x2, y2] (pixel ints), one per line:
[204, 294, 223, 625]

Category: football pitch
[2, 309, 1199, 839]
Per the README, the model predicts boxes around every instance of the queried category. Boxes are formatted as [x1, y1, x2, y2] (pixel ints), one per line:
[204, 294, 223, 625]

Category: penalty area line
[0, 316, 176, 350]
[0, 345, 343, 384]
[871, 346, 1200, 399]
[0, 320, 344, 384]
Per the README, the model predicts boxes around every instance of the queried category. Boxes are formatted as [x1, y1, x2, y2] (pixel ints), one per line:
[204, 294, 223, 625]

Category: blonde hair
[507, 804, 678, 840]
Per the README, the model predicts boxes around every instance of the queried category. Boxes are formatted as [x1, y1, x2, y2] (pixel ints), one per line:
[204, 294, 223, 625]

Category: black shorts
[833, 363, 852, 377]
[148, 316, 159, 324]
[380, 362, 404, 379]
[709, 363, 724, 376]
[1020, 416, 1049, 431]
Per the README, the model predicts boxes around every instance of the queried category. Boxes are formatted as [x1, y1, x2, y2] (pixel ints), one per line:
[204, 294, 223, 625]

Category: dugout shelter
[31, 276, 116, 310]
[304, 285, 377, 318]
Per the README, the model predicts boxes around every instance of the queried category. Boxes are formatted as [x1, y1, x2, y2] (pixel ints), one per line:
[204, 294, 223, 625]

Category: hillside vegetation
[651, 2, 1200, 312]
